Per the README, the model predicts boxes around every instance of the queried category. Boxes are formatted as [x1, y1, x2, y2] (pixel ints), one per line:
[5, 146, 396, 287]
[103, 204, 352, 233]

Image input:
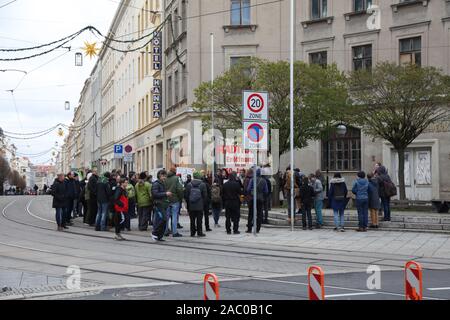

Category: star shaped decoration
[82, 41, 99, 59]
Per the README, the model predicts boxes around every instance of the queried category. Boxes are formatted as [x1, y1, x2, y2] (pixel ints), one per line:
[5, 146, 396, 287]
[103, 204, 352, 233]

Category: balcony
[223, 24, 258, 33]
[301, 16, 334, 28]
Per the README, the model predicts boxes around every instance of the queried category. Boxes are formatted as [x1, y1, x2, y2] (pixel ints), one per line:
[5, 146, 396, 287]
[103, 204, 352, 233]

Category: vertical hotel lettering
[152, 31, 162, 119]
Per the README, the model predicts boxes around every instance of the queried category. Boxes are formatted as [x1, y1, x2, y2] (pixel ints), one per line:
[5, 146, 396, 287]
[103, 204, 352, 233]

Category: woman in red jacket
[113, 178, 129, 241]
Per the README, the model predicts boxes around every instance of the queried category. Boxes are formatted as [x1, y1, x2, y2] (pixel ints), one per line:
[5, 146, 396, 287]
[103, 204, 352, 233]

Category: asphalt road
[1, 196, 450, 300]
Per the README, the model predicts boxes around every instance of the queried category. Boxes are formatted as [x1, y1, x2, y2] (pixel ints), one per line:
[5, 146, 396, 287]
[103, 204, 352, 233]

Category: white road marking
[427, 287, 450, 291]
[0, 241, 53, 253]
[1, 199, 17, 218]
[325, 292, 378, 298]
[26, 198, 55, 224]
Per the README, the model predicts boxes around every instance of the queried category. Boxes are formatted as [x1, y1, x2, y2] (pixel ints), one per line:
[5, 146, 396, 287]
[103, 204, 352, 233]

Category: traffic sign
[124, 145, 133, 153]
[114, 145, 123, 154]
[123, 154, 133, 163]
[243, 121, 268, 150]
[243, 91, 268, 122]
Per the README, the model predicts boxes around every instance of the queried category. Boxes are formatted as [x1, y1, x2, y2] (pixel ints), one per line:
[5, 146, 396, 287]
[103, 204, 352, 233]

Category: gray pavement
[1, 196, 450, 300]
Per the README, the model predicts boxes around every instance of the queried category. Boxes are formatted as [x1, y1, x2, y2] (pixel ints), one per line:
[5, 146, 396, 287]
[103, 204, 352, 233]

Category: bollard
[405, 261, 423, 300]
[203, 273, 220, 300]
[308, 266, 325, 300]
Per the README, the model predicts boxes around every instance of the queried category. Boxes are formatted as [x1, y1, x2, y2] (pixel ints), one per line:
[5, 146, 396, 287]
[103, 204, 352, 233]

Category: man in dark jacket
[87, 169, 99, 226]
[185, 172, 208, 237]
[222, 172, 243, 234]
[73, 173, 81, 218]
[50, 174, 67, 231]
[375, 166, 394, 222]
[95, 172, 112, 231]
[299, 176, 315, 230]
[64, 172, 76, 226]
[246, 168, 268, 233]
[151, 170, 172, 241]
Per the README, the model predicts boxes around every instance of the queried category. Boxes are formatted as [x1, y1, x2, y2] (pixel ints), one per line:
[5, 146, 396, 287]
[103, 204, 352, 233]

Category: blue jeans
[212, 208, 221, 224]
[95, 202, 109, 231]
[381, 197, 391, 221]
[356, 199, 369, 229]
[153, 206, 167, 240]
[314, 199, 323, 225]
[166, 202, 180, 235]
[55, 207, 64, 226]
[333, 209, 345, 228]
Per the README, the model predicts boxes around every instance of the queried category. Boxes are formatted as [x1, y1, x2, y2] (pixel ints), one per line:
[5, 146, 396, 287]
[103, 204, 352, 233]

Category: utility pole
[289, 0, 296, 232]
[210, 33, 216, 174]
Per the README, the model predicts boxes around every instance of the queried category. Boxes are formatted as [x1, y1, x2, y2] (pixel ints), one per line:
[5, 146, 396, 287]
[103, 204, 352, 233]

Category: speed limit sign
[243, 91, 268, 122]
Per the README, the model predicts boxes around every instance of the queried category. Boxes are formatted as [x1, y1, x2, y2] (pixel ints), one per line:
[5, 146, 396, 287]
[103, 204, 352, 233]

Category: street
[1, 196, 450, 300]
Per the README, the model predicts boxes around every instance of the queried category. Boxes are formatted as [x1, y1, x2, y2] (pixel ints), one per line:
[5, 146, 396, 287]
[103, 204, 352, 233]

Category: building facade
[63, 0, 450, 201]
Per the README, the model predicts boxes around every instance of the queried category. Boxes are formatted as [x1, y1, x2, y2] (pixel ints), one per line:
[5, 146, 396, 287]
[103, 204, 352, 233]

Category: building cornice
[301, 36, 335, 45]
[389, 20, 431, 31]
[343, 29, 380, 39]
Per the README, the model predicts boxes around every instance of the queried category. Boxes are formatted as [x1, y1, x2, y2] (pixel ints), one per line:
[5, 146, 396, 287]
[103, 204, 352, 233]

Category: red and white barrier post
[204, 273, 220, 300]
[405, 261, 423, 300]
[308, 266, 325, 300]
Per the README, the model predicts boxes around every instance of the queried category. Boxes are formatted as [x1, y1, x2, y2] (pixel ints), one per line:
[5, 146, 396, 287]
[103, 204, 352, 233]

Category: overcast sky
[0, 0, 120, 165]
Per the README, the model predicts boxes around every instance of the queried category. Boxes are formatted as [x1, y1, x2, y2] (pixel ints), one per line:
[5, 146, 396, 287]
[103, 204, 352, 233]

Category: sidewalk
[241, 207, 450, 233]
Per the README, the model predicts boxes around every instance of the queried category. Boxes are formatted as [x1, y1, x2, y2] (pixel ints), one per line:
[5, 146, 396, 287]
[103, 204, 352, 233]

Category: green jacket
[126, 184, 136, 199]
[135, 181, 152, 207]
[164, 171, 184, 203]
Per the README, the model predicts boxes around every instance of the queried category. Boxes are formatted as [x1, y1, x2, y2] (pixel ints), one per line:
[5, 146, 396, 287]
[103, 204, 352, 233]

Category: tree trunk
[397, 149, 406, 200]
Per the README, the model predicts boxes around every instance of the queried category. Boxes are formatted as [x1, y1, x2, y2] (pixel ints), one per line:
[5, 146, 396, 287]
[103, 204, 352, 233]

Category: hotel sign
[152, 31, 162, 119]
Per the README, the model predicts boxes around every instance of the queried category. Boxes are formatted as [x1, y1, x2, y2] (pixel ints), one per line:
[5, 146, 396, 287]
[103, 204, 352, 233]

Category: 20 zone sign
[243, 91, 268, 122]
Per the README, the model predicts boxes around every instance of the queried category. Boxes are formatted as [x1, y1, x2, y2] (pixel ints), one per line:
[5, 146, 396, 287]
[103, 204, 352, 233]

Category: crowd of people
[47, 162, 396, 241]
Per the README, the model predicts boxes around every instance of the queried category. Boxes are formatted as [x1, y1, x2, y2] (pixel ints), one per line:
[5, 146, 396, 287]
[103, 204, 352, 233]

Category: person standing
[211, 181, 222, 228]
[95, 172, 112, 232]
[151, 170, 172, 241]
[299, 176, 315, 230]
[367, 173, 380, 229]
[50, 174, 67, 231]
[73, 173, 81, 218]
[79, 177, 86, 218]
[328, 173, 349, 232]
[283, 167, 299, 224]
[135, 172, 152, 232]
[375, 166, 396, 222]
[113, 178, 129, 241]
[63, 172, 76, 226]
[125, 178, 136, 231]
[128, 172, 138, 219]
[185, 172, 208, 237]
[311, 173, 324, 228]
[202, 175, 212, 232]
[164, 168, 184, 237]
[222, 172, 242, 234]
[352, 171, 369, 232]
[262, 174, 272, 224]
[87, 169, 99, 226]
[246, 168, 268, 233]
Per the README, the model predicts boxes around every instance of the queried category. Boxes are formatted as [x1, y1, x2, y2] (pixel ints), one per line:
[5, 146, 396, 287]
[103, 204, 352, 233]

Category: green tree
[348, 62, 450, 200]
[192, 58, 349, 156]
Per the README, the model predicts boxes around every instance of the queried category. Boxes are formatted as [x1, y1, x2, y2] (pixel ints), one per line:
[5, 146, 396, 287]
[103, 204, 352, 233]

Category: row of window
[166, 64, 188, 108]
[310, 36, 421, 70]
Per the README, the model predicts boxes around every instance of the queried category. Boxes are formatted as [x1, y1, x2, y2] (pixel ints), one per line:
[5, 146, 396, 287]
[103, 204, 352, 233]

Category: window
[181, 0, 187, 32]
[309, 51, 327, 67]
[174, 70, 179, 103]
[399, 36, 421, 66]
[230, 0, 250, 25]
[354, 0, 372, 12]
[322, 127, 361, 171]
[173, 8, 179, 39]
[182, 64, 187, 100]
[167, 75, 172, 107]
[311, 0, 327, 20]
[352, 45, 372, 71]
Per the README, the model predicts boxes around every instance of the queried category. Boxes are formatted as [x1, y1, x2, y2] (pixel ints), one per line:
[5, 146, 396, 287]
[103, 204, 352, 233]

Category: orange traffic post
[204, 273, 220, 300]
[405, 261, 423, 300]
[308, 266, 325, 300]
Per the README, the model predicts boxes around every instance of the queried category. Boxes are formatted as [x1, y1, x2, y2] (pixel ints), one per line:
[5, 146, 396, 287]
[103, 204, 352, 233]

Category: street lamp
[75, 53, 83, 66]
[65, 101, 70, 110]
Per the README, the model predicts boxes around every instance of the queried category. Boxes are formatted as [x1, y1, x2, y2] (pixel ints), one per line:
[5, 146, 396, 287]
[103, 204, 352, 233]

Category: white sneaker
[114, 235, 122, 241]
[151, 234, 158, 241]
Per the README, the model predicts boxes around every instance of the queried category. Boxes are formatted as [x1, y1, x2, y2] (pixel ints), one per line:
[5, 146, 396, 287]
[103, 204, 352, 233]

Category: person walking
[113, 178, 128, 241]
[135, 172, 152, 232]
[164, 168, 184, 237]
[246, 168, 268, 233]
[299, 176, 315, 230]
[211, 181, 222, 228]
[222, 172, 242, 234]
[87, 169, 99, 226]
[185, 172, 208, 237]
[375, 166, 396, 222]
[311, 173, 324, 228]
[328, 173, 349, 232]
[151, 170, 172, 241]
[95, 172, 112, 232]
[367, 173, 380, 229]
[50, 174, 67, 231]
[352, 171, 369, 232]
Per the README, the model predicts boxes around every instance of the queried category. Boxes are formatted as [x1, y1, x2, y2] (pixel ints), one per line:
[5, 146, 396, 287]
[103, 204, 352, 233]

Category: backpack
[211, 185, 221, 204]
[189, 183, 202, 205]
[333, 183, 346, 200]
[383, 180, 397, 198]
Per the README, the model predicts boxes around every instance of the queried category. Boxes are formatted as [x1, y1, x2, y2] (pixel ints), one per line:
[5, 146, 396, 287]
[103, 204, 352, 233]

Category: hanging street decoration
[82, 41, 99, 59]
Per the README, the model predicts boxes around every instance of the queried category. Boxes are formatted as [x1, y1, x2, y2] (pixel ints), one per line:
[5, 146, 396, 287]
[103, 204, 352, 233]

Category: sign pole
[289, 0, 295, 232]
[210, 32, 216, 175]
[253, 150, 258, 236]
